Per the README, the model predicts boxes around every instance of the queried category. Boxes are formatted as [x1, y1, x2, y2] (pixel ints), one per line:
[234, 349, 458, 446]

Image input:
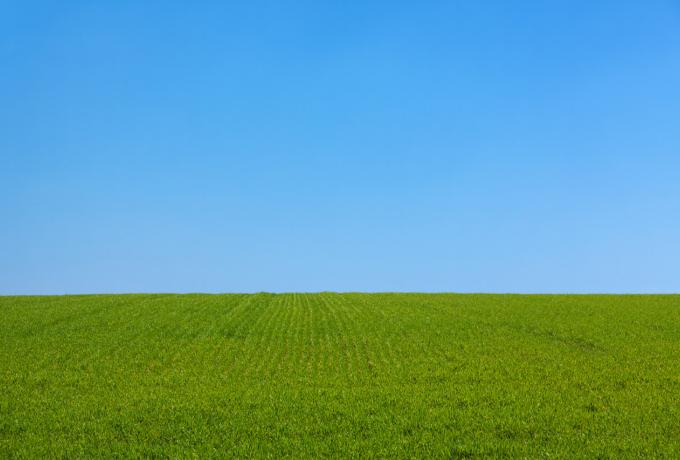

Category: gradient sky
[2, 1, 680, 294]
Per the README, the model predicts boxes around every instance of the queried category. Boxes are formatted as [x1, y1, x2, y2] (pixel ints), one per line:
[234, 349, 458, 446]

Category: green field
[1, 293, 678, 458]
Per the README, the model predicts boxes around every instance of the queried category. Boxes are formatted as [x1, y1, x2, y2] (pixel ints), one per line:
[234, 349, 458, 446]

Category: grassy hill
[1, 293, 678, 458]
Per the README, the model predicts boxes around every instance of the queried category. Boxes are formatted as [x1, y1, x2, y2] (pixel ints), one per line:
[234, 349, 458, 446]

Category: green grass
[1, 293, 679, 458]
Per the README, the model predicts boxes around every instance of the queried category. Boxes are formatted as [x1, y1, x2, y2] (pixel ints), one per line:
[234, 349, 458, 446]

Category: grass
[1, 293, 679, 458]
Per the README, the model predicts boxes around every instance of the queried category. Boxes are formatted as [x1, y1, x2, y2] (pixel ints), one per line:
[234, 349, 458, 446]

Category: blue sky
[2, 1, 679, 294]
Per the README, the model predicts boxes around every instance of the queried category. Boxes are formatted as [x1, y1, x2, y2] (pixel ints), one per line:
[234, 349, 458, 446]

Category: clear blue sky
[2, 1, 679, 294]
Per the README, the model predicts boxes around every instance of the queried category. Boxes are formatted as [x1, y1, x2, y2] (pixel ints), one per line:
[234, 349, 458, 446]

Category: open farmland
[1, 293, 679, 458]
